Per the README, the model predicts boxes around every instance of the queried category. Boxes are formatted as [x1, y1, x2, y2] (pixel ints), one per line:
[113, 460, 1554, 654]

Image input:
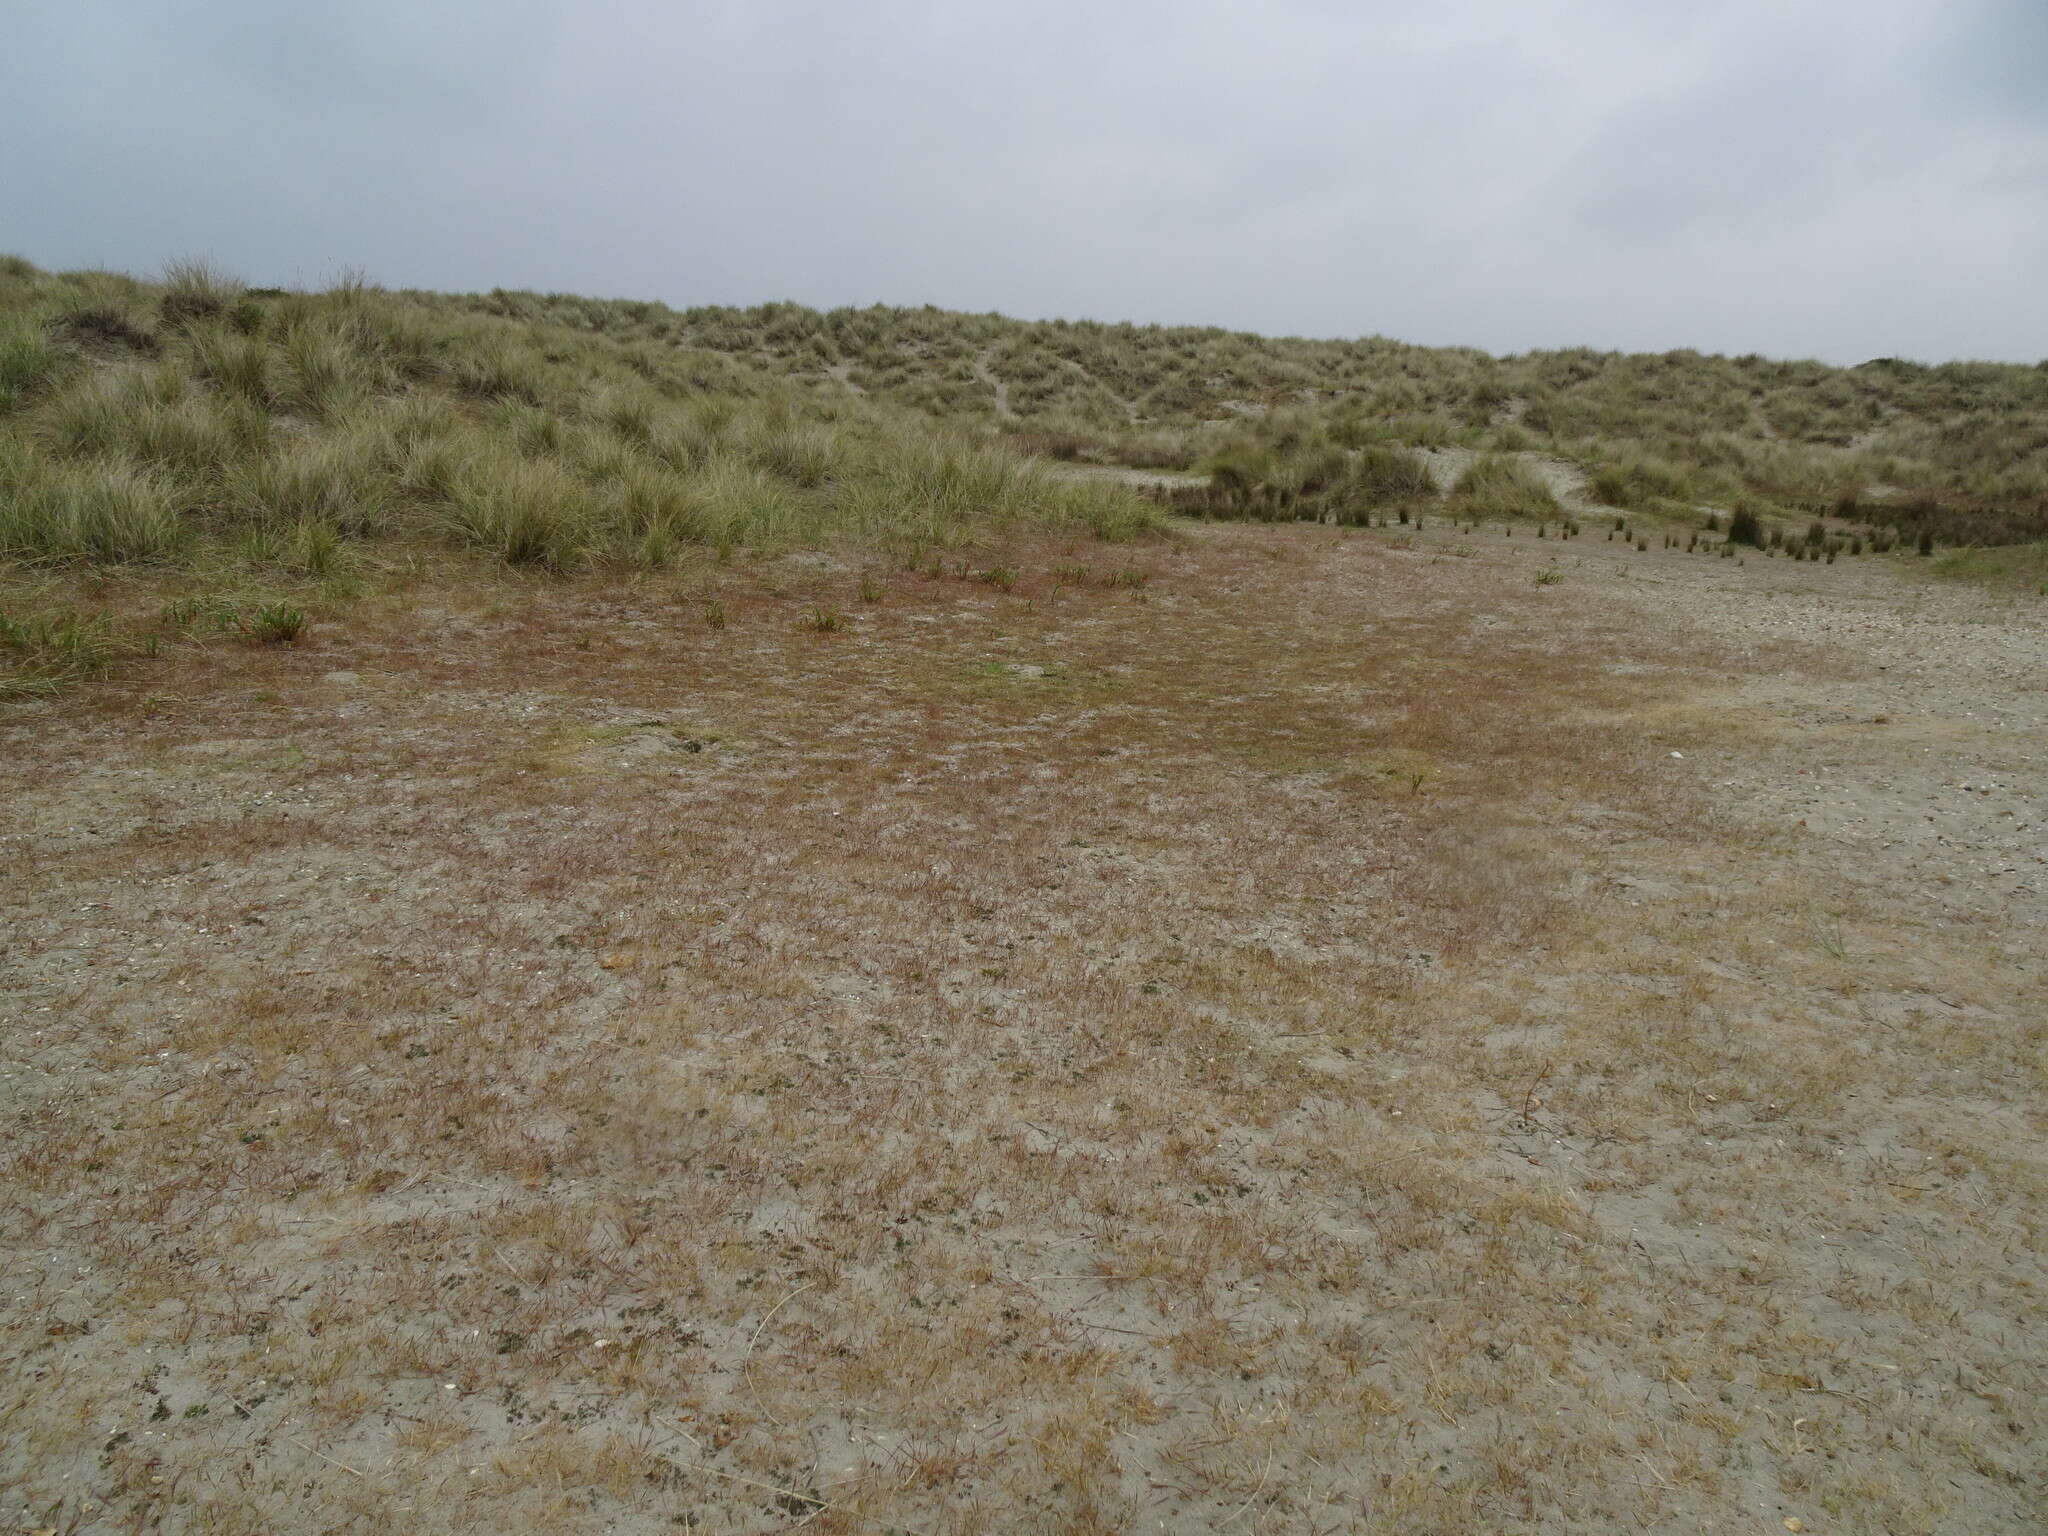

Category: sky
[6, 0, 2046, 363]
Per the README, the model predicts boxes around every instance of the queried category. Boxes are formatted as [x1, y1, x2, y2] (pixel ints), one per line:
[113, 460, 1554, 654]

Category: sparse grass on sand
[1928, 541, 2048, 593]
[4, 518, 2044, 1533]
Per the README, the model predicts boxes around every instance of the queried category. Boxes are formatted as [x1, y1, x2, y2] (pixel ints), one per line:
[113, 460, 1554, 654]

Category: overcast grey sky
[6, 1, 2045, 362]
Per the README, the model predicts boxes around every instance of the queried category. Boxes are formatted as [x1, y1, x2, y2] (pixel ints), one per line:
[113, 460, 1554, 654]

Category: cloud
[3, 0, 2043, 361]
[1941, 0, 2048, 122]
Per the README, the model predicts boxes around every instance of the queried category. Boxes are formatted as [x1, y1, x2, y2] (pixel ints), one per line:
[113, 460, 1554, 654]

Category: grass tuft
[0, 605, 125, 695]
[1452, 454, 1559, 518]
[158, 257, 246, 327]
[0, 317, 65, 408]
[236, 601, 306, 644]
[0, 447, 189, 563]
[444, 457, 588, 569]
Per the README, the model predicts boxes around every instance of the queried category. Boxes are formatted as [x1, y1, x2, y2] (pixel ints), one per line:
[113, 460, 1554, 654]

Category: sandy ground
[2, 522, 2043, 1533]
[972, 348, 1016, 420]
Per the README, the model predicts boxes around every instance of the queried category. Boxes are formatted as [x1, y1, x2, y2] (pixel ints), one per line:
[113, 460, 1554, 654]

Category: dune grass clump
[1451, 454, 1559, 519]
[441, 456, 589, 569]
[1589, 453, 1693, 510]
[0, 316, 62, 410]
[236, 600, 306, 644]
[1177, 438, 1436, 526]
[1726, 504, 1767, 547]
[0, 447, 191, 564]
[1345, 444, 1437, 508]
[227, 433, 396, 536]
[157, 258, 248, 328]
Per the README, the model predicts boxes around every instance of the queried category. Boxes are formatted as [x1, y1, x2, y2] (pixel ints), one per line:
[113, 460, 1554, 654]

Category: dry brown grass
[2, 525, 2043, 1533]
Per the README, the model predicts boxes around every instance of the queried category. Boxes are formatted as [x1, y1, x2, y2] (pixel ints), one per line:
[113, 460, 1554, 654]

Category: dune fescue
[42, 367, 178, 457]
[676, 459, 804, 551]
[51, 301, 161, 360]
[125, 394, 270, 477]
[832, 432, 1149, 546]
[593, 386, 660, 445]
[608, 462, 692, 538]
[394, 430, 475, 509]
[748, 420, 841, 488]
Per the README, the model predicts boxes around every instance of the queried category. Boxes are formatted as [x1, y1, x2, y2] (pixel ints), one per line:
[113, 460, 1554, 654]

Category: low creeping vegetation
[1927, 540, 2048, 594]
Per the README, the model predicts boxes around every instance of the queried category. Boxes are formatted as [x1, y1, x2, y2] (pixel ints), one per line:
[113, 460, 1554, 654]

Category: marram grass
[0, 258, 1161, 577]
